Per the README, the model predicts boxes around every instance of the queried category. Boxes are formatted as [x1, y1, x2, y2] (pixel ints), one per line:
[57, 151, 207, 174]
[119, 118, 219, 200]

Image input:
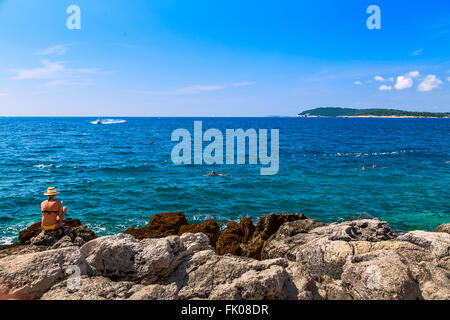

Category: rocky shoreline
[0, 212, 449, 300]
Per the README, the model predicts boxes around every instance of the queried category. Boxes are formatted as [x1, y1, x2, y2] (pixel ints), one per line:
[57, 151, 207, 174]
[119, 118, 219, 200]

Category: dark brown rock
[178, 220, 220, 247]
[241, 213, 306, 260]
[124, 212, 189, 240]
[433, 223, 450, 234]
[254, 214, 307, 241]
[240, 217, 256, 243]
[215, 214, 306, 259]
[18, 222, 42, 245]
[18, 218, 83, 245]
[29, 220, 97, 247]
[215, 219, 252, 256]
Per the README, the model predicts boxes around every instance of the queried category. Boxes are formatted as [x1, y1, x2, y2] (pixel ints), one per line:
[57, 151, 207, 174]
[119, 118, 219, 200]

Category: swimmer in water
[372, 164, 376, 168]
[362, 166, 366, 171]
[208, 170, 224, 176]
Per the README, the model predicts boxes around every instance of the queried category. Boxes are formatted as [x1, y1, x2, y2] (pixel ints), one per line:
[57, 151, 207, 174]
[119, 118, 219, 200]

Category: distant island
[298, 107, 450, 118]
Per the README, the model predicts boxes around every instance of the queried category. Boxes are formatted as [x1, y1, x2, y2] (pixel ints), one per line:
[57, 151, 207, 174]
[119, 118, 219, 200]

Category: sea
[0, 117, 449, 244]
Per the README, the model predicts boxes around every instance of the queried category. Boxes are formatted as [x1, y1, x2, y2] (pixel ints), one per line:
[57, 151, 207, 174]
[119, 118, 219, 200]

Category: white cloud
[174, 85, 225, 95]
[354, 81, 362, 85]
[394, 76, 413, 90]
[417, 75, 443, 92]
[447, 77, 450, 82]
[411, 48, 424, 56]
[44, 80, 68, 87]
[13, 60, 64, 80]
[374, 76, 385, 81]
[38, 44, 70, 56]
[230, 81, 256, 87]
[0, 92, 6, 97]
[172, 81, 255, 95]
[11, 60, 106, 86]
[379, 85, 392, 91]
[406, 71, 420, 78]
[388, 77, 395, 82]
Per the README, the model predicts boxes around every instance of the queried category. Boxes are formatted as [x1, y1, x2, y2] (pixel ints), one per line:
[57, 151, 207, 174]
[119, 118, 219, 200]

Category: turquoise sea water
[0, 117, 449, 244]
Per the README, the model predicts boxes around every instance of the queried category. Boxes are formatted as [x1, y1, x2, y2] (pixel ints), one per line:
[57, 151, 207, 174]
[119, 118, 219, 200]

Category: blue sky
[0, 0, 449, 116]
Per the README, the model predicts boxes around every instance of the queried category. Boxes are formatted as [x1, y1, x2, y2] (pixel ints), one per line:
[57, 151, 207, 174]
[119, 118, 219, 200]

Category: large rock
[124, 212, 188, 239]
[0, 244, 51, 260]
[262, 219, 397, 265]
[341, 250, 421, 300]
[309, 219, 395, 242]
[167, 249, 315, 300]
[0, 247, 89, 299]
[41, 276, 142, 300]
[81, 233, 210, 283]
[128, 283, 179, 300]
[81, 234, 141, 280]
[18, 218, 95, 246]
[208, 264, 289, 300]
[413, 262, 450, 300]
[135, 233, 210, 284]
[242, 214, 306, 260]
[397, 231, 450, 259]
[18, 222, 42, 245]
[2, 214, 449, 300]
[178, 220, 220, 248]
[215, 214, 306, 259]
[261, 218, 450, 299]
[17, 219, 97, 249]
[434, 223, 450, 235]
[261, 219, 326, 260]
[215, 218, 255, 256]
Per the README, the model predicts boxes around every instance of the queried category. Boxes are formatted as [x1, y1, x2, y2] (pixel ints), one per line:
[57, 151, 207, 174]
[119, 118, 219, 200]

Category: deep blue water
[0, 117, 449, 244]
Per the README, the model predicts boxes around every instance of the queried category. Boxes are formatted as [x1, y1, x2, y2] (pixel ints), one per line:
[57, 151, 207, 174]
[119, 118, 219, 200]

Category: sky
[0, 0, 449, 116]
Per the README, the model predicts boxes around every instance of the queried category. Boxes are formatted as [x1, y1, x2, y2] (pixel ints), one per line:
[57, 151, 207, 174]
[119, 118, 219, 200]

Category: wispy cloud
[173, 85, 225, 95]
[379, 85, 392, 91]
[354, 81, 362, 85]
[411, 48, 424, 56]
[406, 71, 420, 78]
[0, 92, 6, 97]
[171, 81, 255, 95]
[374, 76, 395, 82]
[11, 60, 106, 86]
[12, 60, 65, 80]
[418, 75, 443, 92]
[38, 44, 71, 56]
[230, 81, 256, 87]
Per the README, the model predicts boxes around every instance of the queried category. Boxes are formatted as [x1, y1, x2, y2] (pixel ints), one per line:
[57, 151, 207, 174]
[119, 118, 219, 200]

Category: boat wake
[91, 119, 127, 125]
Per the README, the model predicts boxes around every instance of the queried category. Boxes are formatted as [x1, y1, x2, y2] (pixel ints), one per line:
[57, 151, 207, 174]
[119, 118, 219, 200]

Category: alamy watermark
[64, 5, 378, 31]
[66, 5, 81, 30]
[367, 5, 381, 30]
[366, 265, 381, 290]
[66, 265, 81, 292]
[171, 121, 279, 175]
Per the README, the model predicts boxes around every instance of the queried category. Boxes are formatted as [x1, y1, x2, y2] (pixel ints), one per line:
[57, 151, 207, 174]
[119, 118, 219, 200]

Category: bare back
[41, 199, 62, 226]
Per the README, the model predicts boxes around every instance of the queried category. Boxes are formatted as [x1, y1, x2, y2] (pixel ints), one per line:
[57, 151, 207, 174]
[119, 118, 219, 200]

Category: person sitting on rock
[41, 187, 67, 232]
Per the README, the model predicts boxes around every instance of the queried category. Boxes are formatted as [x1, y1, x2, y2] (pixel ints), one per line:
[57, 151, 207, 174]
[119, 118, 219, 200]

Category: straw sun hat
[44, 187, 60, 196]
